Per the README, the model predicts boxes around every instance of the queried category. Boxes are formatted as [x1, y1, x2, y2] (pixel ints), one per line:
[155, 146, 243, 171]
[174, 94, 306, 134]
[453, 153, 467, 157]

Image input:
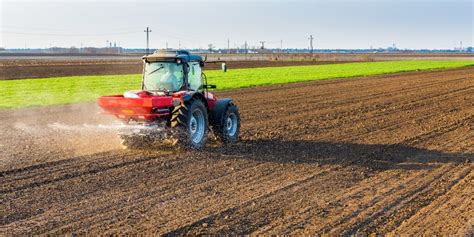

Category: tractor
[97, 50, 240, 149]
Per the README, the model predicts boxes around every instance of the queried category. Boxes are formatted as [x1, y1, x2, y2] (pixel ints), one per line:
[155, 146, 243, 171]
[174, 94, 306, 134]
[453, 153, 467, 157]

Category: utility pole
[308, 35, 314, 54]
[144, 27, 152, 55]
[166, 42, 168, 49]
[260, 41, 265, 50]
[280, 39, 283, 52]
[227, 38, 230, 54]
[244, 41, 248, 54]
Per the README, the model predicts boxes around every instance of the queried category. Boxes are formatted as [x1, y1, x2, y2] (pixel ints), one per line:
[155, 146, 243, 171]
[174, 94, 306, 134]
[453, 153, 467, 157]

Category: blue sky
[1, 0, 472, 49]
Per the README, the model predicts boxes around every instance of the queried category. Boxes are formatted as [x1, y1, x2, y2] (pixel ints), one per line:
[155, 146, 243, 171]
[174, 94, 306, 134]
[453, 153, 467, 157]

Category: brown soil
[2, 52, 471, 80]
[0, 61, 354, 80]
[0, 68, 473, 235]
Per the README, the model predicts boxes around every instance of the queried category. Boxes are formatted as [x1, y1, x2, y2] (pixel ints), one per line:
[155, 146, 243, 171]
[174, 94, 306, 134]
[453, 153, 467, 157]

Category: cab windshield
[143, 62, 183, 92]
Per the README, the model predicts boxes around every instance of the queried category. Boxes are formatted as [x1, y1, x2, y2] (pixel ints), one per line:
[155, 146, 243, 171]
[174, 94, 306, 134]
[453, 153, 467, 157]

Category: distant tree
[0, 47, 5, 51]
[208, 44, 215, 52]
[68, 46, 79, 54]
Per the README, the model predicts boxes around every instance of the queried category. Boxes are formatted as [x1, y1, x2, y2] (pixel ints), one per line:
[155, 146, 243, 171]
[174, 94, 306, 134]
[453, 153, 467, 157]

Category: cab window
[188, 62, 202, 91]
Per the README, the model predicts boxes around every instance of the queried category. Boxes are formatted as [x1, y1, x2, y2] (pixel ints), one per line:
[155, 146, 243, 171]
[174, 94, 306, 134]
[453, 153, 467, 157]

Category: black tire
[170, 98, 209, 149]
[213, 103, 240, 144]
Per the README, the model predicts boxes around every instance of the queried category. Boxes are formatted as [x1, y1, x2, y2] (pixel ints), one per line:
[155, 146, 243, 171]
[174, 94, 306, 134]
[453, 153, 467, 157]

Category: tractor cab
[142, 50, 216, 94]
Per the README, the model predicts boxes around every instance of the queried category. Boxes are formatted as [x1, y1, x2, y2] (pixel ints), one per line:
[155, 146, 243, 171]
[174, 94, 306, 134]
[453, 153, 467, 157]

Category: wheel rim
[190, 109, 205, 144]
[226, 113, 238, 137]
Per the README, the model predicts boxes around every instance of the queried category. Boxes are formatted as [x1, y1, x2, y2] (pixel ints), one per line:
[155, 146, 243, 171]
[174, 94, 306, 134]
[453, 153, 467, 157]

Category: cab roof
[143, 50, 203, 63]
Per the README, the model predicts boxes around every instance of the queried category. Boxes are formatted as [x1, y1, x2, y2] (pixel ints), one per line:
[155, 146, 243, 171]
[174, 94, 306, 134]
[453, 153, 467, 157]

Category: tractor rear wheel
[213, 103, 240, 144]
[171, 98, 209, 149]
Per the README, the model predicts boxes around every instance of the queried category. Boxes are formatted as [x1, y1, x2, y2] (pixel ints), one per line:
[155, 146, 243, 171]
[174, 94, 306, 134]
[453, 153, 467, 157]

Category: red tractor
[97, 50, 240, 149]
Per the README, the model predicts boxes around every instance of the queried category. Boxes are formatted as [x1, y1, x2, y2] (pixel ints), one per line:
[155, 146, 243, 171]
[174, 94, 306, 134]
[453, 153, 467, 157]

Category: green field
[1, 60, 472, 109]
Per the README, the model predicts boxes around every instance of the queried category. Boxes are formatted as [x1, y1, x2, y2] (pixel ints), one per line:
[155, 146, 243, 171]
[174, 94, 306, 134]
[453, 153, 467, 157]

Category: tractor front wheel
[213, 103, 240, 144]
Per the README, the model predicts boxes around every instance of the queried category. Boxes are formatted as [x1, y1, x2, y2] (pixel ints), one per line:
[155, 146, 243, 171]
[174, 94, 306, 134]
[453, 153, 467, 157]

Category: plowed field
[1, 68, 473, 235]
[0, 60, 354, 80]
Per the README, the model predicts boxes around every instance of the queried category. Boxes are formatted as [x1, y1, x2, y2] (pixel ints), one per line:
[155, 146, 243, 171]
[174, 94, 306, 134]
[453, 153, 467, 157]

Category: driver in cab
[159, 64, 180, 91]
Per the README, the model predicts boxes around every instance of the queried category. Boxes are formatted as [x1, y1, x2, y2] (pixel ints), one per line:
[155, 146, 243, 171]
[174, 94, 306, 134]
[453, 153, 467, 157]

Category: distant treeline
[1, 47, 473, 54]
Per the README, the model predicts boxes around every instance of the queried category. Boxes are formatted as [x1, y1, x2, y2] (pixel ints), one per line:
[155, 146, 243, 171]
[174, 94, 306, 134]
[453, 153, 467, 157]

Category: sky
[0, 0, 472, 49]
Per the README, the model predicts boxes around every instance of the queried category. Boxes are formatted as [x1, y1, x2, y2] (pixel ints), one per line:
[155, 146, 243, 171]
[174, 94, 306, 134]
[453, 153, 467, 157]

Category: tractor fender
[182, 92, 208, 109]
[210, 98, 233, 126]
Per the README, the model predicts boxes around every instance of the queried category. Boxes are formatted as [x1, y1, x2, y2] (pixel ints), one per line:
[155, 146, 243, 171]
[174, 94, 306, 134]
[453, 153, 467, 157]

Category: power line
[1, 30, 140, 37]
[1, 25, 70, 32]
[1, 25, 141, 32]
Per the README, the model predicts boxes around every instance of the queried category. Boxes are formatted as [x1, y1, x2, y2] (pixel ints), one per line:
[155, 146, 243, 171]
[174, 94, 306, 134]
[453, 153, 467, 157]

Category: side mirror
[221, 62, 227, 72]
